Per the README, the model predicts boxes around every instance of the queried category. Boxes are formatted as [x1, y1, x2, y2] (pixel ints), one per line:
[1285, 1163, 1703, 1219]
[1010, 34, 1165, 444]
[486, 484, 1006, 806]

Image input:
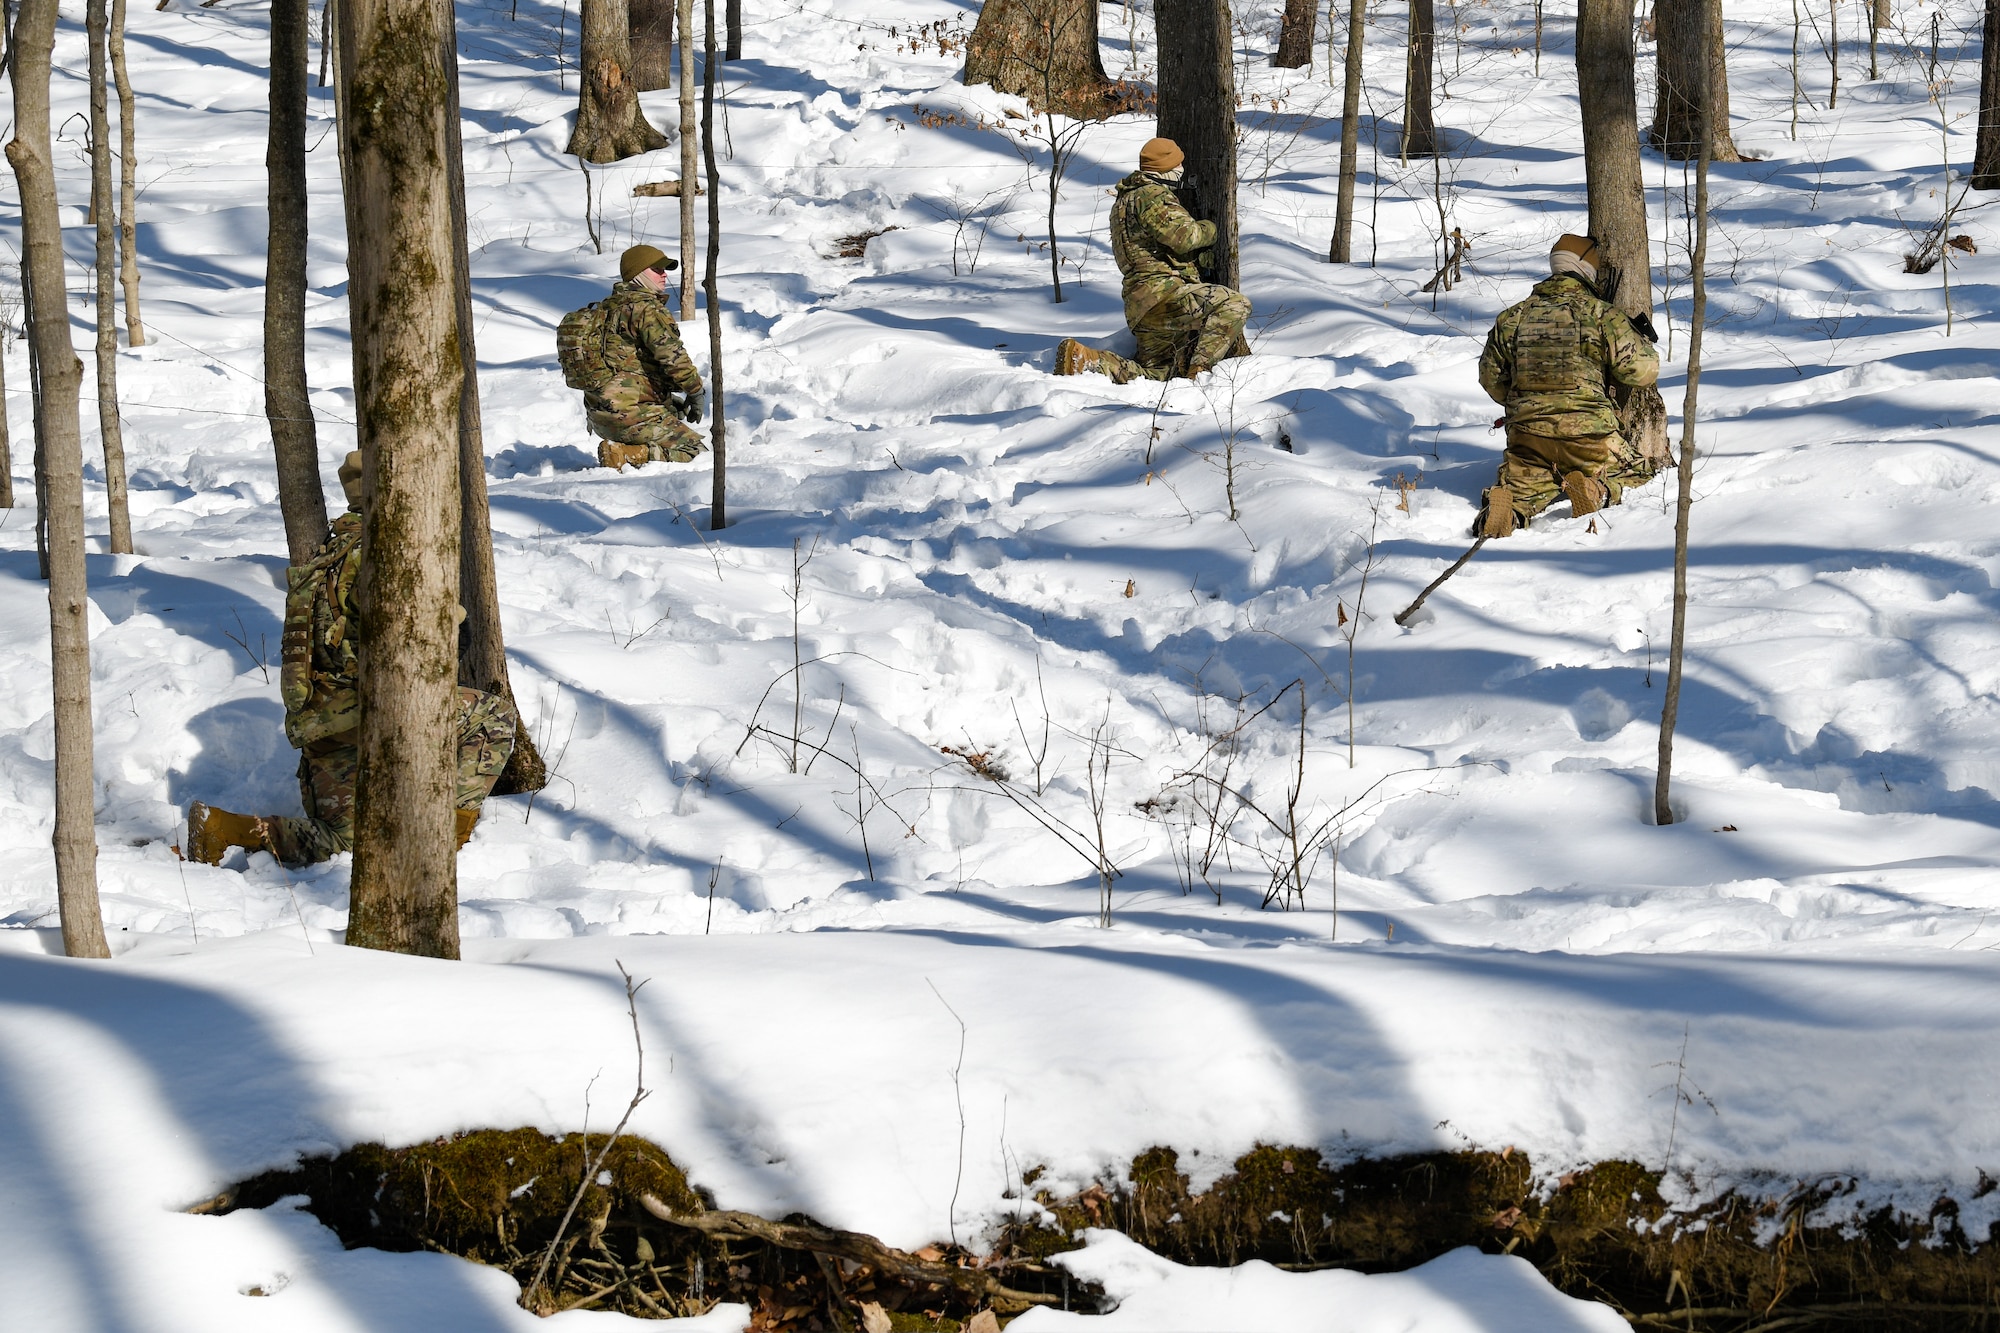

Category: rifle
[1589, 242, 1659, 343]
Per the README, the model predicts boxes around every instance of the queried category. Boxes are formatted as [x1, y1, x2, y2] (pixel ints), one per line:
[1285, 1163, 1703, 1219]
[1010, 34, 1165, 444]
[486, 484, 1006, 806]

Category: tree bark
[8, 0, 111, 959]
[629, 0, 670, 91]
[1975, 0, 2000, 188]
[703, 0, 725, 529]
[1156, 0, 1240, 290]
[0, 307, 12, 509]
[1649, 0, 1740, 162]
[1401, 0, 1436, 158]
[87, 0, 133, 555]
[1329, 0, 1365, 261]
[442, 11, 546, 794]
[965, 0, 1114, 116]
[1577, 0, 1651, 318]
[568, 0, 669, 163]
[336, 0, 465, 960]
[110, 0, 142, 346]
[266, 0, 329, 564]
[1274, 0, 1316, 68]
[724, 0, 737, 59]
[677, 0, 695, 318]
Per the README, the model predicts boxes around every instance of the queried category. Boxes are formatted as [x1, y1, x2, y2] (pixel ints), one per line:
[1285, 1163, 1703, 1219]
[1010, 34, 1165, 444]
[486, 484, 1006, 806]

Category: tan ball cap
[620, 243, 680, 281]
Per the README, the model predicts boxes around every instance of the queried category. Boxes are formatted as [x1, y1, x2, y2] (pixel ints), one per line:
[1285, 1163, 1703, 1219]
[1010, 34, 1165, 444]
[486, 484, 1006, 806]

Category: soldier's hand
[682, 387, 706, 423]
[1630, 311, 1659, 344]
[1196, 247, 1214, 273]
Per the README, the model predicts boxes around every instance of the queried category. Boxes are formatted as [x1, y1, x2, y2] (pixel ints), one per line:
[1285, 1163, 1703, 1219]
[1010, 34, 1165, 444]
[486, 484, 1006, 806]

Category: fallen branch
[637, 1193, 1060, 1313]
[1394, 537, 1486, 626]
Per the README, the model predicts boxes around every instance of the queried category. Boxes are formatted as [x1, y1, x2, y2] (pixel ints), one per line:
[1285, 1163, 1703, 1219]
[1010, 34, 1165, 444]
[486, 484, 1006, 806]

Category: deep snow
[4, 0, 2000, 1327]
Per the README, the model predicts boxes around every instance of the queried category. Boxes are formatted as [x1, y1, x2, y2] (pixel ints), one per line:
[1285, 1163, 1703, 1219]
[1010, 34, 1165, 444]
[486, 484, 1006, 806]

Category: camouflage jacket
[280, 508, 364, 748]
[1111, 170, 1216, 327]
[1479, 274, 1659, 438]
[583, 279, 704, 417]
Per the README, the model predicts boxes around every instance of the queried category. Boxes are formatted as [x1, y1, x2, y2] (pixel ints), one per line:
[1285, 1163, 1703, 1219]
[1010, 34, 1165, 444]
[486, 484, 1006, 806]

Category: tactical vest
[1510, 291, 1606, 394]
[280, 514, 364, 747]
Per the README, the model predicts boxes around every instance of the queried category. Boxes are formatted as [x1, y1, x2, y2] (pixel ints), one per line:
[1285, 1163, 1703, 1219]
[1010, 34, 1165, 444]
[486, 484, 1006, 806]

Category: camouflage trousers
[266, 687, 518, 866]
[1096, 284, 1254, 384]
[586, 403, 707, 463]
[1494, 428, 1661, 525]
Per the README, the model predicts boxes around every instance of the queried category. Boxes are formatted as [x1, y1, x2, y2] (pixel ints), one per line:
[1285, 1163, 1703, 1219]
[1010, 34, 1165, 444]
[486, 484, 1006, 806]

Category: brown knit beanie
[1139, 137, 1185, 174]
[620, 243, 679, 282]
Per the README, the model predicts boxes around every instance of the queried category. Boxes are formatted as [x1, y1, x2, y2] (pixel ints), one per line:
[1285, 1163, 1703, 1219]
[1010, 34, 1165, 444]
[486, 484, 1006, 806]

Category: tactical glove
[682, 387, 706, 423]
[1630, 311, 1659, 344]
[1196, 247, 1214, 273]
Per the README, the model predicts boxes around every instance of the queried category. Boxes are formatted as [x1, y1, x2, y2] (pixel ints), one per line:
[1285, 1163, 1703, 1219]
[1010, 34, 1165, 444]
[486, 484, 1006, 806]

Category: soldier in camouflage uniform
[1053, 137, 1251, 384]
[185, 452, 519, 867]
[1474, 234, 1661, 538]
[584, 244, 708, 471]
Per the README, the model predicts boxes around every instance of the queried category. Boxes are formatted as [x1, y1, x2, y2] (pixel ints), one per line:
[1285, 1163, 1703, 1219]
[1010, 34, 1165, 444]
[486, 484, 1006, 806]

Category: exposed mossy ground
[219, 1134, 2000, 1330]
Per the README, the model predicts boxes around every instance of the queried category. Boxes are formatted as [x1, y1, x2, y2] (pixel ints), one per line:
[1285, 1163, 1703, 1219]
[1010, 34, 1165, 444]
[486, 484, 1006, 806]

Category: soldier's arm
[1477, 323, 1512, 405]
[1140, 187, 1217, 257]
[633, 303, 705, 395]
[1602, 309, 1661, 388]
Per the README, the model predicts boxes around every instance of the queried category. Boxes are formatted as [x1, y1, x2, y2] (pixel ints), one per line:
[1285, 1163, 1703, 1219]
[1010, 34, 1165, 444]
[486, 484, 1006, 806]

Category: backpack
[557, 300, 616, 391]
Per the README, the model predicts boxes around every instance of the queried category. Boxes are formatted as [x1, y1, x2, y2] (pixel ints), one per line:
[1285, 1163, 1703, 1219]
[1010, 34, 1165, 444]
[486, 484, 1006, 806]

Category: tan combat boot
[1562, 471, 1608, 516]
[186, 803, 270, 866]
[597, 441, 650, 471]
[1054, 338, 1108, 377]
[455, 807, 479, 850]
[1476, 486, 1517, 539]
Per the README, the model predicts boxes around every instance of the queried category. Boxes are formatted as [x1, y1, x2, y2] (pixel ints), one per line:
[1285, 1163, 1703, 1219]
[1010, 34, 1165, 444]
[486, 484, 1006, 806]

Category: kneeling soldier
[561, 243, 708, 471]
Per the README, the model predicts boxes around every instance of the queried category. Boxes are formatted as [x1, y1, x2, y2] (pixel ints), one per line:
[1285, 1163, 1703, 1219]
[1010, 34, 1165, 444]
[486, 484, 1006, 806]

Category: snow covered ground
[4, 0, 2000, 1327]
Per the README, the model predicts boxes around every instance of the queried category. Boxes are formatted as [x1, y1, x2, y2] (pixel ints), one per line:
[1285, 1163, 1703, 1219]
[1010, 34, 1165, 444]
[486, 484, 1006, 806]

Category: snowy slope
[3, 0, 2000, 1327]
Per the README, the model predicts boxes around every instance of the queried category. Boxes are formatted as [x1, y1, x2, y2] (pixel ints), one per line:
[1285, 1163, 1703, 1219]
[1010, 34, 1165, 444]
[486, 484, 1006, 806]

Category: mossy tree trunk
[111, 0, 143, 346]
[86, 0, 133, 555]
[1974, 0, 2000, 188]
[629, 0, 671, 91]
[965, 0, 1114, 116]
[1649, 0, 1740, 162]
[1156, 0, 1240, 290]
[442, 14, 545, 794]
[336, 0, 466, 959]
[1401, 0, 1436, 158]
[677, 0, 696, 317]
[266, 0, 329, 564]
[568, 0, 669, 163]
[1274, 0, 1316, 68]
[7, 0, 111, 959]
[1577, 0, 1651, 318]
[703, 0, 725, 528]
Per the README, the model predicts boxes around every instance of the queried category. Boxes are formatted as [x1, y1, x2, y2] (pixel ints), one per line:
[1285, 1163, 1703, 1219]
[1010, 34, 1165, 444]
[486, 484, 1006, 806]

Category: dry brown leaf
[859, 1301, 893, 1333]
[1123, 578, 1136, 598]
[1336, 602, 1348, 627]
[914, 1245, 945, 1262]
[966, 1312, 1002, 1333]
[1491, 1205, 1523, 1230]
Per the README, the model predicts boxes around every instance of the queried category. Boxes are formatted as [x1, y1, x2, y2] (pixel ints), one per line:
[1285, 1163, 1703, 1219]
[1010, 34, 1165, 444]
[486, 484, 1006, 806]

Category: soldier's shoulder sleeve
[1601, 305, 1661, 388]
[1478, 311, 1514, 405]
[1135, 184, 1216, 256]
[631, 297, 703, 395]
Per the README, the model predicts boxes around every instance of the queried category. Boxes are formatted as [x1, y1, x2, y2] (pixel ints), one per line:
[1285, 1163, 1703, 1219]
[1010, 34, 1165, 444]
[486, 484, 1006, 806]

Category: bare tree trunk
[1649, 0, 1740, 161]
[442, 13, 546, 794]
[1275, 0, 1316, 68]
[1401, 0, 1436, 158]
[677, 0, 695, 318]
[1156, 0, 1240, 289]
[1656, 0, 1709, 829]
[336, 0, 465, 960]
[725, 0, 738, 59]
[8, 0, 110, 959]
[0, 319, 12, 510]
[110, 0, 142, 346]
[704, 0, 725, 528]
[86, 0, 133, 555]
[1975, 0, 2000, 188]
[1577, 0, 1652, 318]
[1330, 0, 1365, 261]
[629, 0, 671, 91]
[27, 258, 51, 577]
[966, 0, 1114, 115]
[266, 0, 328, 564]
[568, 0, 669, 162]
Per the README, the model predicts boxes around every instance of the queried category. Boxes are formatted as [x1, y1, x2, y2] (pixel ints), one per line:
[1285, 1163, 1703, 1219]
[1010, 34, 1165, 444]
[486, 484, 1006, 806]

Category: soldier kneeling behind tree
[1474, 233, 1661, 537]
[560, 244, 708, 471]
[1053, 136, 1250, 385]
[184, 452, 518, 867]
